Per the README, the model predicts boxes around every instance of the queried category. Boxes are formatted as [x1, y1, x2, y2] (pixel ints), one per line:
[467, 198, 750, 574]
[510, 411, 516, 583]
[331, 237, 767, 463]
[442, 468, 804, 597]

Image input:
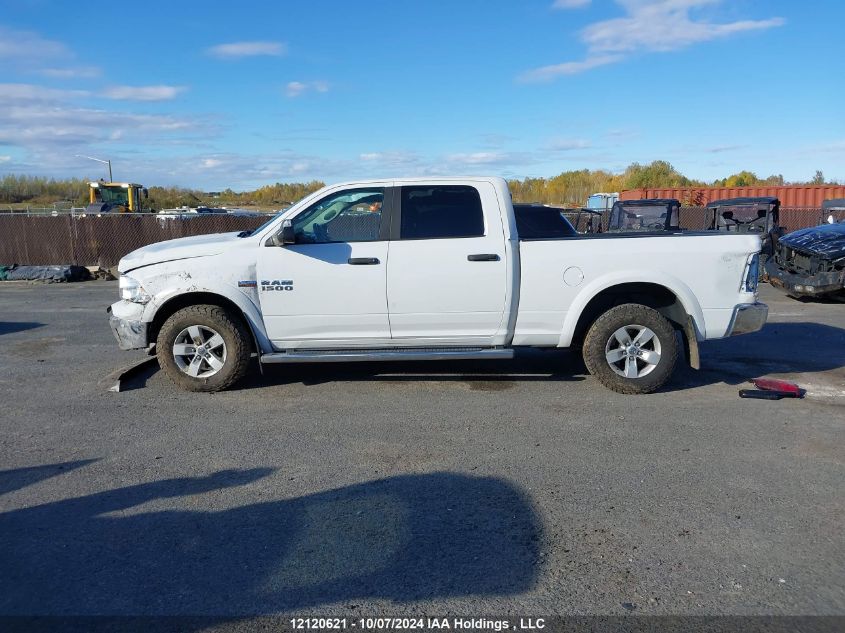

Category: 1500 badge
[261, 280, 293, 291]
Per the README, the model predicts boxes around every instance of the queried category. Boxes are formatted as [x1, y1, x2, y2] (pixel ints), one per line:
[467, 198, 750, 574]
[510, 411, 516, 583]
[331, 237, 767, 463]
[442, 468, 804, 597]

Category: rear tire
[582, 303, 678, 394]
[156, 304, 251, 392]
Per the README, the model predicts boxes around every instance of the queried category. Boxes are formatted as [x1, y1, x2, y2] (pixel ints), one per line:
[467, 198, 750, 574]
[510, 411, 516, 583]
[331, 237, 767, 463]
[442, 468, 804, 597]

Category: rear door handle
[467, 254, 500, 262]
[348, 257, 380, 265]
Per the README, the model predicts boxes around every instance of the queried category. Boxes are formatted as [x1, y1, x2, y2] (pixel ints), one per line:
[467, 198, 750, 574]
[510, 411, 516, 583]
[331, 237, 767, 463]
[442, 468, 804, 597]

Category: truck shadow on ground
[248, 322, 845, 392]
[250, 348, 587, 390]
[1, 463, 542, 616]
[674, 321, 845, 390]
[123, 322, 844, 393]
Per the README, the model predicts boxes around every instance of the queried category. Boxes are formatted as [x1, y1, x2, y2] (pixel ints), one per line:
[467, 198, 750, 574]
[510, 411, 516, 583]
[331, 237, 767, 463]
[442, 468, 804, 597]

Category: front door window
[292, 188, 385, 243]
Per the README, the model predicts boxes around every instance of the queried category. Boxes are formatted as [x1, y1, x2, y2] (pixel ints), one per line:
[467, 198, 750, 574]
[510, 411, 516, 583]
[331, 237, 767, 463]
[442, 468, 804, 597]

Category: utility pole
[76, 155, 113, 182]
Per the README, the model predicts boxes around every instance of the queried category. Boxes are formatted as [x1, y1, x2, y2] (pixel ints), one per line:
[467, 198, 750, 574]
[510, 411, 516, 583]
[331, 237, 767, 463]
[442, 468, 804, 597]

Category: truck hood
[779, 222, 845, 259]
[118, 231, 243, 273]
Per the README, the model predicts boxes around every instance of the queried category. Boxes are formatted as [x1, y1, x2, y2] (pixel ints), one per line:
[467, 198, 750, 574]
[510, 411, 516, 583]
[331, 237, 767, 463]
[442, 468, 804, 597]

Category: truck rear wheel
[156, 304, 251, 392]
[582, 303, 678, 394]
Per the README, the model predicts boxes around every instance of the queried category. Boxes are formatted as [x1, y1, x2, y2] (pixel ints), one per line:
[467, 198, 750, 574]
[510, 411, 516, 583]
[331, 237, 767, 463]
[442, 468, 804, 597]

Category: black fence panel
[0, 207, 830, 268]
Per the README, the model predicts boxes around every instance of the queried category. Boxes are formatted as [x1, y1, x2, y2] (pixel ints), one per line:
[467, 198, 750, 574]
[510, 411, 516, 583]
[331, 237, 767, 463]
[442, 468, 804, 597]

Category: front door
[257, 186, 391, 347]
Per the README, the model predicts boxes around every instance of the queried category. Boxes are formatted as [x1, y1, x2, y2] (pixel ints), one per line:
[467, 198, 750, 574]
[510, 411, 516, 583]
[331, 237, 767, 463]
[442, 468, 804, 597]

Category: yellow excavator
[86, 180, 149, 213]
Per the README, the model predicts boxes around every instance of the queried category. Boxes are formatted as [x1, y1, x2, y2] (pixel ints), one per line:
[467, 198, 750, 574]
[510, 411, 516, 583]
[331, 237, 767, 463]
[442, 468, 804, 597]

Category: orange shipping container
[620, 185, 845, 208]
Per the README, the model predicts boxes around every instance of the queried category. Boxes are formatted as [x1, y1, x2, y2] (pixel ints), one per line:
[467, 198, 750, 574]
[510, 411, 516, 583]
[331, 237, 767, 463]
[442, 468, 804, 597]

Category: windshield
[609, 204, 672, 231]
[96, 186, 129, 206]
[715, 204, 769, 222]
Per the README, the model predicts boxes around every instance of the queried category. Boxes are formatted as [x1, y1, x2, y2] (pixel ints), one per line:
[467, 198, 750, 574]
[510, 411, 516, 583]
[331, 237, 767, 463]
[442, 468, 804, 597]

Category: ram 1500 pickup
[108, 177, 768, 394]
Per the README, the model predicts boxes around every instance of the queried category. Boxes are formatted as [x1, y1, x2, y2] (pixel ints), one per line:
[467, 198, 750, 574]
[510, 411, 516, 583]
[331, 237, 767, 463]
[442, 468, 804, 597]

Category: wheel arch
[562, 278, 704, 368]
[148, 291, 268, 354]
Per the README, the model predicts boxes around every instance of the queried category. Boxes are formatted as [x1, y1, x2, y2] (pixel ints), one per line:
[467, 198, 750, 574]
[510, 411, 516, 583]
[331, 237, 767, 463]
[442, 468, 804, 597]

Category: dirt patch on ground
[9, 336, 66, 357]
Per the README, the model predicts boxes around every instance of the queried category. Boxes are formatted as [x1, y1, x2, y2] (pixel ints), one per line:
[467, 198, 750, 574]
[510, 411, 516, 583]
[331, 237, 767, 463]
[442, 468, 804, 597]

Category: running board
[260, 347, 514, 364]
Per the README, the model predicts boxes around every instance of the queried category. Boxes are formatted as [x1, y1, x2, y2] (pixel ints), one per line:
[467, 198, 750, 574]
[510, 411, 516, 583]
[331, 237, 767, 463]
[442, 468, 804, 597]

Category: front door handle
[348, 257, 380, 265]
[467, 253, 500, 262]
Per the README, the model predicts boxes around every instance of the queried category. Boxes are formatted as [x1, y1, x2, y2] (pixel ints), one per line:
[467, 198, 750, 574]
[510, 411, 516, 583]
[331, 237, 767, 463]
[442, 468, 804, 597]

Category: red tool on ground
[739, 378, 804, 400]
[752, 378, 803, 396]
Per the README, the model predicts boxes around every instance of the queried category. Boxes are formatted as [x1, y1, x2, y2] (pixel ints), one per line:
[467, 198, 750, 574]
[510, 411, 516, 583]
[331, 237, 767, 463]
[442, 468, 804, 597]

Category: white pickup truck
[108, 177, 767, 394]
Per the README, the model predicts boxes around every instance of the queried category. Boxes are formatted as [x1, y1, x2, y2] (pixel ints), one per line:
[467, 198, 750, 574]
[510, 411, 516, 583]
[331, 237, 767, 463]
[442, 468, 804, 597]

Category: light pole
[76, 154, 113, 182]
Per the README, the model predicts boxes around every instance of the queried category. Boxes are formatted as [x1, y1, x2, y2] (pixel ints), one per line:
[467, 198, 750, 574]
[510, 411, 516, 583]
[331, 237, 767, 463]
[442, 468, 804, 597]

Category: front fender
[557, 270, 706, 347]
[133, 261, 272, 354]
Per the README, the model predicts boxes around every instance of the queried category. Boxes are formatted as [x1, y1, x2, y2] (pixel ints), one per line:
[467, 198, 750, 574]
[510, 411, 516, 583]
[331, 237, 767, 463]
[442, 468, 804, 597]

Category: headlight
[119, 275, 151, 304]
[742, 254, 760, 294]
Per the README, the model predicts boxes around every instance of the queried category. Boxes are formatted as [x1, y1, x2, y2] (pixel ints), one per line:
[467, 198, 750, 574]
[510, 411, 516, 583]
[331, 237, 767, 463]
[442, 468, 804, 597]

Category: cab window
[292, 188, 384, 243]
[399, 185, 484, 239]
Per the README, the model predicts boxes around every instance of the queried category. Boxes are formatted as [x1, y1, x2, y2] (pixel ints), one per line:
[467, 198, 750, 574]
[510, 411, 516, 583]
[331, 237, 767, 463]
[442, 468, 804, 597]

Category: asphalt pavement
[0, 281, 842, 619]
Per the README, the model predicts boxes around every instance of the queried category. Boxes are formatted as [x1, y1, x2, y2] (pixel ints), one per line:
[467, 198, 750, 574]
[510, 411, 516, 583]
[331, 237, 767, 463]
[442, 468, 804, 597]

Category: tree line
[507, 161, 813, 206]
[0, 162, 838, 209]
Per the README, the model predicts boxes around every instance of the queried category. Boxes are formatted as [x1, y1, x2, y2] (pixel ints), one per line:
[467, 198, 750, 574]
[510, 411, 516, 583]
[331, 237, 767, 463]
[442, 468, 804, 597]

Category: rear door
[257, 185, 392, 347]
[386, 182, 508, 342]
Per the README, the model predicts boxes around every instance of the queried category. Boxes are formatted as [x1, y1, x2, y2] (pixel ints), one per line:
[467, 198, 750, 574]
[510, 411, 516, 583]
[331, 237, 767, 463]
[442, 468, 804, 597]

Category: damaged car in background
[707, 197, 783, 272]
[607, 199, 681, 232]
[765, 199, 845, 300]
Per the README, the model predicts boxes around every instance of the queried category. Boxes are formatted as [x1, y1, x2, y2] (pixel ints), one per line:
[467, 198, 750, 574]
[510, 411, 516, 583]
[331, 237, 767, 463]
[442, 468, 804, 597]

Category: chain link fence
[0, 207, 831, 270]
[0, 213, 272, 269]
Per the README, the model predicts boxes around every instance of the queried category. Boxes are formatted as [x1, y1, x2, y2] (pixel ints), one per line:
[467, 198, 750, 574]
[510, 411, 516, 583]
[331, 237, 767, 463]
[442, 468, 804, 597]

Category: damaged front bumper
[765, 259, 845, 297]
[726, 302, 768, 336]
[107, 301, 150, 350]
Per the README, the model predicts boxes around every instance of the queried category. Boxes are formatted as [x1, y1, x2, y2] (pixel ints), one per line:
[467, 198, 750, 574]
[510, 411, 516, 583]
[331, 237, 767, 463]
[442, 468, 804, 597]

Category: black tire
[582, 303, 678, 394]
[156, 304, 252, 392]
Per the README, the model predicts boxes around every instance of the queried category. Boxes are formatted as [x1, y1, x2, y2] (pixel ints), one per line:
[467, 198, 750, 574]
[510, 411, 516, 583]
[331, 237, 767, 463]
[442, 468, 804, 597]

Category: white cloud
[0, 27, 103, 85]
[102, 85, 186, 101]
[206, 41, 287, 59]
[38, 66, 101, 79]
[0, 83, 89, 102]
[285, 81, 330, 98]
[0, 84, 212, 155]
[446, 152, 509, 165]
[546, 138, 591, 151]
[582, 0, 785, 54]
[522, 0, 785, 81]
[0, 25, 68, 61]
[357, 151, 420, 167]
[0, 155, 10, 162]
[552, 0, 591, 8]
[285, 81, 306, 98]
[520, 55, 621, 82]
[143, 151, 352, 188]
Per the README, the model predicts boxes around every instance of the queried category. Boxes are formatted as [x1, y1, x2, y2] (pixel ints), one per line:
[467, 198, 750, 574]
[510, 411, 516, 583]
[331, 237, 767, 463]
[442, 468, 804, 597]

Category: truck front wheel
[582, 303, 678, 394]
[156, 304, 252, 392]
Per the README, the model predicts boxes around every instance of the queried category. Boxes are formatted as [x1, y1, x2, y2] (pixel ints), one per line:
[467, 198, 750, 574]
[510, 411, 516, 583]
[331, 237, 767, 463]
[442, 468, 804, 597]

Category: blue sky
[0, 0, 842, 190]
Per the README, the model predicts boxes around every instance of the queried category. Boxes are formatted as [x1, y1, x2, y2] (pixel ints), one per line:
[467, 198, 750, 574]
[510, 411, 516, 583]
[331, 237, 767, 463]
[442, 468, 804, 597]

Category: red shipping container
[620, 185, 845, 208]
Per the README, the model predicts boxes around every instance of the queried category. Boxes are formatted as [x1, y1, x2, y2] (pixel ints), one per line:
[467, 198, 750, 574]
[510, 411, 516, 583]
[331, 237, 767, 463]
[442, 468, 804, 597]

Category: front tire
[582, 303, 678, 394]
[156, 305, 252, 392]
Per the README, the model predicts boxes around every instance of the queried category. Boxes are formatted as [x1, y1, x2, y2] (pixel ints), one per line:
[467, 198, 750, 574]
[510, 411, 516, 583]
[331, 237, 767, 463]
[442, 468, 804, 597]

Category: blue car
[765, 198, 845, 300]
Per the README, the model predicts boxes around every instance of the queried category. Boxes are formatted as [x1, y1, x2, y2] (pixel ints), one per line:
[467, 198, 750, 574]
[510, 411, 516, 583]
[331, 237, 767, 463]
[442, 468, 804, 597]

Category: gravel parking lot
[1, 282, 842, 619]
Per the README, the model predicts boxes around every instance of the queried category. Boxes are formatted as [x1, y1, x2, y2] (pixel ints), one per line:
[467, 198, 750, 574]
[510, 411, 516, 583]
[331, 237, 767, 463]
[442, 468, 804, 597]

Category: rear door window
[399, 185, 484, 239]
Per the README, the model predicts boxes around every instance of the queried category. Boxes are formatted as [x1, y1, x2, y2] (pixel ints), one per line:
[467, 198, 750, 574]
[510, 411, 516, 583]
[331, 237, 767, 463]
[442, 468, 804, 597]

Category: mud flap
[683, 315, 700, 370]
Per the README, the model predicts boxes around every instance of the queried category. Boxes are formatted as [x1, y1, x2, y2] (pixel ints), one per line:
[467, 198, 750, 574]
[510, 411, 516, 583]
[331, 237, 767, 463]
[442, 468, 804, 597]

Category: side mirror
[267, 220, 296, 247]
[143, 188, 149, 199]
[281, 220, 296, 244]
